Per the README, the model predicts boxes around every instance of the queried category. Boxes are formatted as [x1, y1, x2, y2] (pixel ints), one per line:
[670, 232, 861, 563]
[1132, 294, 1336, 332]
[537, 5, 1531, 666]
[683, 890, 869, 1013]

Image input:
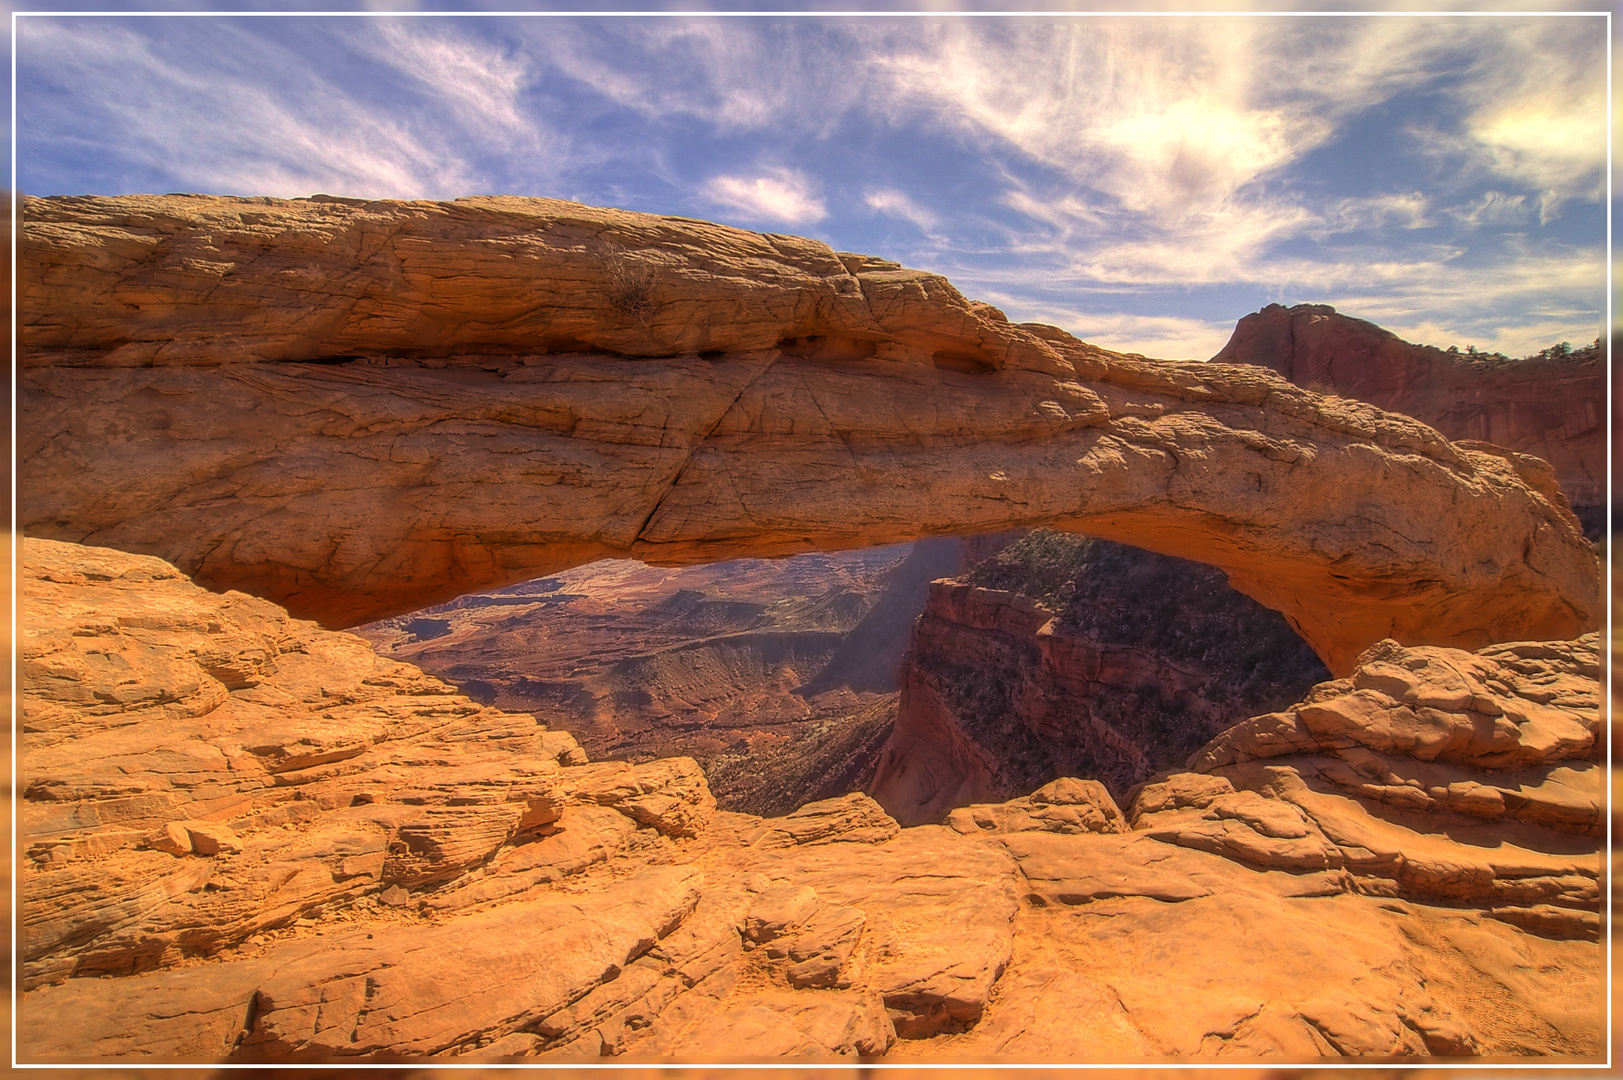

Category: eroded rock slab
[17, 539, 1604, 1064]
[1132, 636, 1602, 938]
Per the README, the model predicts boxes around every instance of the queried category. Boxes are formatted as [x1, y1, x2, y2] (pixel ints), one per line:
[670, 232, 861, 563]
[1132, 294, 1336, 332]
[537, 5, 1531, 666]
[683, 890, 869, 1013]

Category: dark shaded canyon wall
[869, 534, 1330, 825]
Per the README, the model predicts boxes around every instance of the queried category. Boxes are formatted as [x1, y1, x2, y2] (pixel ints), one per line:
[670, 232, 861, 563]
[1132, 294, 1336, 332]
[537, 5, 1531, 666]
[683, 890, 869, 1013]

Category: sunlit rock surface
[20, 194, 1599, 675]
[18, 539, 1603, 1064]
[1215, 302, 1604, 532]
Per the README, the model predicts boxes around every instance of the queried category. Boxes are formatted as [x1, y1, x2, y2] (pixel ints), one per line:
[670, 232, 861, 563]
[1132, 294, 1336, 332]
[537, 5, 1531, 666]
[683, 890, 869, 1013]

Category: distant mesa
[1214, 303, 1603, 536]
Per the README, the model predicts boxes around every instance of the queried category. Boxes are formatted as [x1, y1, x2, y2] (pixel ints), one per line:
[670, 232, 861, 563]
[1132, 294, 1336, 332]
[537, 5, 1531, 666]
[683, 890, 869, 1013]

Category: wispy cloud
[15, 14, 1605, 360]
[1454, 20, 1607, 212]
[534, 20, 861, 136]
[864, 186, 940, 235]
[362, 21, 535, 142]
[871, 19, 1347, 225]
[20, 19, 483, 198]
[1443, 190, 1532, 228]
[702, 168, 827, 226]
[1312, 193, 1433, 237]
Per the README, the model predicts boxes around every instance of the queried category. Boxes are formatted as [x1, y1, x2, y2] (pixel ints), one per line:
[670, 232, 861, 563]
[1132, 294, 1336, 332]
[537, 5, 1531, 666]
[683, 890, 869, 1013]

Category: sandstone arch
[19, 195, 1599, 675]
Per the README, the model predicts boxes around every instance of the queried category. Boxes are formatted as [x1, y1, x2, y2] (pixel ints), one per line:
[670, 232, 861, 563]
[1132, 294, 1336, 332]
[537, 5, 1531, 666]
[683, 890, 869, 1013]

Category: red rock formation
[1135, 633, 1602, 939]
[869, 554, 1325, 825]
[18, 196, 1600, 675]
[1214, 303, 1604, 523]
[19, 539, 1603, 1063]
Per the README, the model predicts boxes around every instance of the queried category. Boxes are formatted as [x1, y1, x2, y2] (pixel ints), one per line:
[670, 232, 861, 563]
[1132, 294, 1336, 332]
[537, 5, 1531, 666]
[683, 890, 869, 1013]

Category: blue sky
[12, 8, 1609, 360]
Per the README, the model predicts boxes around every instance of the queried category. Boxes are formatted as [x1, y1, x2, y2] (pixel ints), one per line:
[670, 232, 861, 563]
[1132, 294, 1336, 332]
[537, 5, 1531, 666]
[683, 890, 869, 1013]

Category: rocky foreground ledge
[18, 538, 1603, 1063]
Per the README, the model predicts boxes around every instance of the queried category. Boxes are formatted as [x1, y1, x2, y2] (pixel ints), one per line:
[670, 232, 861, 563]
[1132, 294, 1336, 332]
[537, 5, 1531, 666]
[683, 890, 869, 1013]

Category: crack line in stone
[629, 353, 780, 548]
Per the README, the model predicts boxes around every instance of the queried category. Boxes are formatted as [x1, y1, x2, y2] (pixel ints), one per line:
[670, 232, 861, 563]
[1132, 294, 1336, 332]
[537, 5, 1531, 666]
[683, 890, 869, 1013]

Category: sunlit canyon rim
[16, 194, 1604, 1064]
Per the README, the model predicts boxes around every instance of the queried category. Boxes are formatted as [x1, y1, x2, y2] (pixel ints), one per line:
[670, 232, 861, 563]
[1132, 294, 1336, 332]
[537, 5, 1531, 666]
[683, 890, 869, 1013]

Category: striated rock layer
[20, 195, 1598, 675]
[1214, 303, 1603, 527]
[1135, 633, 1604, 941]
[870, 534, 1330, 825]
[17, 539, 1603, 1063]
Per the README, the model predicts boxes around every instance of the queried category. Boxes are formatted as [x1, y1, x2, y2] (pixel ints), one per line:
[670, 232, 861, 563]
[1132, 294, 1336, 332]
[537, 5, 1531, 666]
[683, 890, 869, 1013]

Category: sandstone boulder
[746, 792, 901, 848]
[944, 776, 1128, 837]
[1132, 636, 1602, 938]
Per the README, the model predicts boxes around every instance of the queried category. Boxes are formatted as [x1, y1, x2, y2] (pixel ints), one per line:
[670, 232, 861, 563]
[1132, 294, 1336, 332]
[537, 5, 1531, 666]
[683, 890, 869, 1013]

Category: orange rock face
[19, 195, 1600, 675]
[1135, 633, 1602, 940]
[18, 539, 1603, 1063]
[1214, 303, 1604, 520]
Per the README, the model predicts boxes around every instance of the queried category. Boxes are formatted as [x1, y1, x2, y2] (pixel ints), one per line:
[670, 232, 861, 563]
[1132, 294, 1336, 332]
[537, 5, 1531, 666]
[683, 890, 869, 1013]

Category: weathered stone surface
[781, 905, 867, 989]
[745, 792, 901, 849]
[17, 539, 1604, 1064]
[21, 194, 1067, 372]
[1132, 636, 1602, 936]
[181, 820, 243, 856]
[744, 885, 820, 943]
[886, 828, 1599, 1062]
[944, 776, 1128, 837]
[660, 991, 895, 1059]
[22, 866, 702, 1062]
[242, 866, 701, 1059]
[20, 196, 1598, 675]
[1214, 303, 1604, 521]
[18, 536, 597, 986]
[424, 804, 638, 913]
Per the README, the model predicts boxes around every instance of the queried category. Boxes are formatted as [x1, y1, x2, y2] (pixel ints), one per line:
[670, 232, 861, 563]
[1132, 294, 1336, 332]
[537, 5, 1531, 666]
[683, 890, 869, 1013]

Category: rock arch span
[19, 195, 1598, 675]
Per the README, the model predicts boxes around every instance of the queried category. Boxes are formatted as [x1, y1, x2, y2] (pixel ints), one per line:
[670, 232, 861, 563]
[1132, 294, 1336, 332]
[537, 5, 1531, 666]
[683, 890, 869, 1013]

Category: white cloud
[701, 168, 827, 226]
[971, 293, 1235, 361]
[864, 186, 940, 234]
[362, 22, 535, 142]
[866, 16, 1601, 311]
[20, 20, 483, 199]
[982, 190, 1319, 290]
[1444, 190, 1531, 228]
[871, 19, 1348, 226]
[1313, 193, 1433, 236]
[1455, 21, 1607, 208]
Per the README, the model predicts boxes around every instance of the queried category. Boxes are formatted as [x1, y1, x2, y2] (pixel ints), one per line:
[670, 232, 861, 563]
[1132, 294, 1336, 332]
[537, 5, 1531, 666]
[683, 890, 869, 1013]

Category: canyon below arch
[15, 194, 1606, 1066]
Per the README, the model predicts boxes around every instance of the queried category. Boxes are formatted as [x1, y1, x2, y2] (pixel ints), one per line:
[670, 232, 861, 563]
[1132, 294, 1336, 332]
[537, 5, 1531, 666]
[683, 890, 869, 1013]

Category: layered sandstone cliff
[870, 534, 1330, 825]
[19, 195, 1599, 675]
[1214, 303, 1603, 531]
[18, 539, 1603, 1063]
